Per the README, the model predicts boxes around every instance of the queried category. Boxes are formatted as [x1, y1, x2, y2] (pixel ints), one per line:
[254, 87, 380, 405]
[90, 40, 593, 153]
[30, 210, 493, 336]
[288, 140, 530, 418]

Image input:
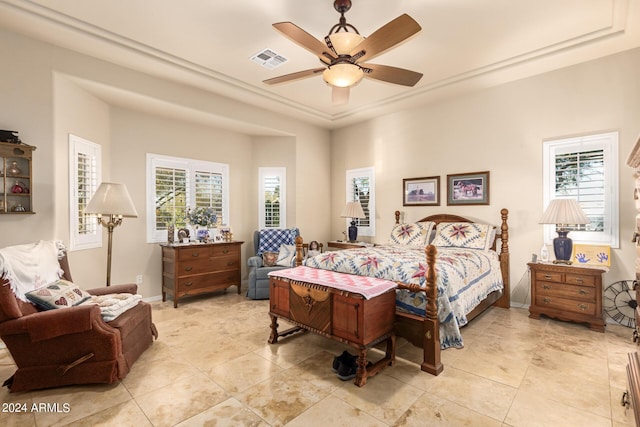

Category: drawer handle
[543, 285, 552, 290]
[544, 275, 552, 280]
[191, 252, 200, 257]
[542, 298, 551, 304]
[578, 303, 588, 311]
[227, 262, 235, 266]
[575, 278, 583, 284]
[578, 289, 588, 295]
[184, 282, 193, 287]
[622, 391, 630, 408]
[185, 266, 193, 271]
[222, 249, 229, 254]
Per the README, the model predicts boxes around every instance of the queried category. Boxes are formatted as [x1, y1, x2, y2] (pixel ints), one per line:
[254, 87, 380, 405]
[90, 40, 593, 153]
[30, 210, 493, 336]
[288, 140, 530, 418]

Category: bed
[293, 208, 510, 375]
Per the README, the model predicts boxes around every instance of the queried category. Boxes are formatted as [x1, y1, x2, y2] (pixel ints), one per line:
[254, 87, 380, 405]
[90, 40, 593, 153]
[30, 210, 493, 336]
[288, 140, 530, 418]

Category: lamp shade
[323, 64, 364, 88]
[85, 182, 138, 217]
[341, 201, 365, 219]
[539, 198, 589, 227]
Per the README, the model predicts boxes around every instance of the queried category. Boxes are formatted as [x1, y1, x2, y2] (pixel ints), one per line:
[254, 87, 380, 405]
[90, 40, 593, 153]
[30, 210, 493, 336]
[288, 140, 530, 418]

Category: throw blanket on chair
[83, 293, 142, 322]
[0, 240, 65, 302]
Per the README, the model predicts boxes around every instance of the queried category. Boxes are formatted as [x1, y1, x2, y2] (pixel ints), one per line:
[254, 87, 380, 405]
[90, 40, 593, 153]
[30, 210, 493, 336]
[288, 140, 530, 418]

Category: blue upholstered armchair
[246, 228, 299, 300]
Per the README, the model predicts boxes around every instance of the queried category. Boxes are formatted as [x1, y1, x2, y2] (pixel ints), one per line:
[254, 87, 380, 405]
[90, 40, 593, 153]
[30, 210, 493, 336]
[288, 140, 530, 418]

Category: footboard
[294, 237, 443, 375]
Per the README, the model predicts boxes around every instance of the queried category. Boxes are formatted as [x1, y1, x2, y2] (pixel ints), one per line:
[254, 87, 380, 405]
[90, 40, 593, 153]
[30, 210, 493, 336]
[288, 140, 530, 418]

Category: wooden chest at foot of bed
[269, 278, 395, 346]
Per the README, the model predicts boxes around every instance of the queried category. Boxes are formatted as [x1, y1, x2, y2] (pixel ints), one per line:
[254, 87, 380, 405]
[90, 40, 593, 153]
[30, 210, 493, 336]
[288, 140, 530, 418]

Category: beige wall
[331, 48, 640, 305]
[0, 28, 331, 298]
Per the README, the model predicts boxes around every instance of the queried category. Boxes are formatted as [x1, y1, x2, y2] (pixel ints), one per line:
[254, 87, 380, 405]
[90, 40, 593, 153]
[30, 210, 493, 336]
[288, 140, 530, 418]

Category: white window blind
[69, 134, 102, 251]
[543, 132, 618, 247]
[147, 154, 229, 243]
[346, 167, 375, 237]
[259, 167, 286, 229]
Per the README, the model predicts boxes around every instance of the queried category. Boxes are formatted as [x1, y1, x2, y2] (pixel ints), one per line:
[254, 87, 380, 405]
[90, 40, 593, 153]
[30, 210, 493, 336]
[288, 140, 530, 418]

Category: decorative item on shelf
[11, 203, 26, 212]
[0, 130, 21, 144]
[539, 198, 590, 264]
[167, 223, 175, 244]
[340, 200, 366, 242]
[220, 227, 232, 242]
[177, 228, 190, 243]
[7, 161, 21, 176]
[11, 181, 25, 194]
[186, 206, 217, 242]
[84, 182, 138, 286]
[539, 244, 549, 262]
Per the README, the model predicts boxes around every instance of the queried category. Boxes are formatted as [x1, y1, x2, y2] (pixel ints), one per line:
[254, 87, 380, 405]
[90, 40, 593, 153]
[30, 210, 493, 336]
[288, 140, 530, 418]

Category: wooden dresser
[528, 262, 605, 332]
[268, 276, 396, 386]
[161, 241, 243, 308]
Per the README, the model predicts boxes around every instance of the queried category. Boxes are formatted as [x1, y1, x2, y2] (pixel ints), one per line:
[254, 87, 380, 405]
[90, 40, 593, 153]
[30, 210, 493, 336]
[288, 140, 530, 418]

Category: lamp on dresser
[341, 201, 365, 242]
[84, 182, 138, 286]
[539, 198, 589, 264]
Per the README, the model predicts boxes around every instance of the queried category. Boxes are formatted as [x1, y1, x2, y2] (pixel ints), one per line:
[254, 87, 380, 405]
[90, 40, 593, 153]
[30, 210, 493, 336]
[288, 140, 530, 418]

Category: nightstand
[327, 240, 370, 250]
[528, 262, 605, 332]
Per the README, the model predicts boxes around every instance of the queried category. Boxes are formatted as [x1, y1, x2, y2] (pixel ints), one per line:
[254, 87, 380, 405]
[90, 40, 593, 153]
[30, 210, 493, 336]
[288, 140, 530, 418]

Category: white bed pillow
[276, 244, 297, 267]
[431, 222, 494, 250]
[388, 221, 435, 247]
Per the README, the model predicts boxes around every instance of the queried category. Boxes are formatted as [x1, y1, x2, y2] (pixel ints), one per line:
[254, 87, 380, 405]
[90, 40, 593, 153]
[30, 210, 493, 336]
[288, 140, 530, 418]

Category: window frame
[345, 167, 375, 238]
[258, 167, 286, 229]
[146, 153, 229, 243]
[68, 134, 102, 251]
[542, 131, 619, 248]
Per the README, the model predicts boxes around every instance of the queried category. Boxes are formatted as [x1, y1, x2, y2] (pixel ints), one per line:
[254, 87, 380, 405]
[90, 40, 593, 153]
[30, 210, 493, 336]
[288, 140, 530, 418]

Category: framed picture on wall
[447, 171, 490, 205]
[403, 176, 440, 206]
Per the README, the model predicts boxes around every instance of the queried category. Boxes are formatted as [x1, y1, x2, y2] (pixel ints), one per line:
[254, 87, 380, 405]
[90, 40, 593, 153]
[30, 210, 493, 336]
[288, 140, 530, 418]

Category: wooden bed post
[295, 236, 304, 266]
[422, 244, 443, 375]
[494, 208, 510, 308]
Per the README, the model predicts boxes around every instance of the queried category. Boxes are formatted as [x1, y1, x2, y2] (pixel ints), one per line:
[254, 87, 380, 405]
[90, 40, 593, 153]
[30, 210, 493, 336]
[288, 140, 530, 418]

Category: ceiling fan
[264, 0, 423, 104]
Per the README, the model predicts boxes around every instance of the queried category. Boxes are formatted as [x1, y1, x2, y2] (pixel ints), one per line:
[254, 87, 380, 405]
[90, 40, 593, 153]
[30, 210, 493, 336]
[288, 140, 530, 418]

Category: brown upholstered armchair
[0, 248, 158, 393]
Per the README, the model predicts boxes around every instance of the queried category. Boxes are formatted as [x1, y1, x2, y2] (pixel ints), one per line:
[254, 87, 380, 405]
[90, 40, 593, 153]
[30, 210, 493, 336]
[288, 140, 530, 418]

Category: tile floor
[1, 288, 638, 426]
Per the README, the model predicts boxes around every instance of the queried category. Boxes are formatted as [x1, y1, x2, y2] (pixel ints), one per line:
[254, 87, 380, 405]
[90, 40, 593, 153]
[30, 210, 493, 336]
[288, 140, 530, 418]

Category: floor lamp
[85, 182, 138, 286]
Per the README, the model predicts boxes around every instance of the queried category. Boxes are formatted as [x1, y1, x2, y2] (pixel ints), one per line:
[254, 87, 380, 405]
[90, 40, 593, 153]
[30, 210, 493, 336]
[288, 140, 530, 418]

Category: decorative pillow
[389, 222, 435, 247]
[262, 251, 279, 267]
[25, 279, 91, 310]
[257, 228, 298, 255]
[276, 244, 297, 267]
[431, 222, 494, 250]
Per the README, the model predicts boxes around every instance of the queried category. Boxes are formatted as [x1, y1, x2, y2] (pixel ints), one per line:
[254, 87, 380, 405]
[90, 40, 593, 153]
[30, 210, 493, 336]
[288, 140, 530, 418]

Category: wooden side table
[528, 262, 605, 331]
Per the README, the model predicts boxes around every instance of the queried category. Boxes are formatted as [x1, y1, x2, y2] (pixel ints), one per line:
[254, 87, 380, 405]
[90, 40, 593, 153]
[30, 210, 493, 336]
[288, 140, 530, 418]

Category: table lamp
[341, 201, 365, 242]
[539, 198, 589, 264]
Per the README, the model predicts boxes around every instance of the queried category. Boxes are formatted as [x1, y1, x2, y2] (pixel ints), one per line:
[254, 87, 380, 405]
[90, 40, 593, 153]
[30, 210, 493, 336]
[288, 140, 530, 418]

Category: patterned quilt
[303, 245, 504, 349]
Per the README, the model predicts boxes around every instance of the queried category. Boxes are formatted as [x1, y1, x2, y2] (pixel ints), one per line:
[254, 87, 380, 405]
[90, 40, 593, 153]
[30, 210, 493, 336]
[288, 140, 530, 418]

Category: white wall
[331, 48, 640, 305]
[0, 28, 331, 298]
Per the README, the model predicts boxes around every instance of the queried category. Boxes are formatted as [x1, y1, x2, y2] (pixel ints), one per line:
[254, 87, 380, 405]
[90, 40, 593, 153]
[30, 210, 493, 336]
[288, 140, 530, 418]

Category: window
[543, 131, 618, 247]
[258, 167, 286, 229]
[68, 134, 102, 251]
[146, 153, 229, 243]
[345, 167, 375, 237]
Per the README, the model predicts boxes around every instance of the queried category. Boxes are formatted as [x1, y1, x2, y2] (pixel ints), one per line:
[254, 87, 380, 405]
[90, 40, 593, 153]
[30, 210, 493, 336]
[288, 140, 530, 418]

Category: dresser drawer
[178, 247, 211, 261]
[211, 244, 240, 257]
[208, 254, 240, 270]
[535, 271, 563, 283]
[177, 270, 240, 293]
[177, 258, 214, 276]
[565, 273, 595, 287]
[535, 294, 596, 316]
[535, 282, 596, 302]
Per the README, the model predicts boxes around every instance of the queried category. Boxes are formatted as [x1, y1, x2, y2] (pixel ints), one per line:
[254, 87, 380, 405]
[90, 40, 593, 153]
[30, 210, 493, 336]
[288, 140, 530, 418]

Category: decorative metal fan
[264, 0, 423, 104]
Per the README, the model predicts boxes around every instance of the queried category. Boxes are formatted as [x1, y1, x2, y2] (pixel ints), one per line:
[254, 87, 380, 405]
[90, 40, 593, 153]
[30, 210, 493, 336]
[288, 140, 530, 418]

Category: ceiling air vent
[250, 49, 287, 70]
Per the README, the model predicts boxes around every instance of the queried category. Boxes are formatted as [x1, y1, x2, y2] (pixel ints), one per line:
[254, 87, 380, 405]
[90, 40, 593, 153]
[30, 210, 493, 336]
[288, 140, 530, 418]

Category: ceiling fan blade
[332, 86, 350, 105]
[273, 22, 336, 62]
[263, 68, 325, 85]
[362, 63, 423, 87]
[350, 14, 421, 62]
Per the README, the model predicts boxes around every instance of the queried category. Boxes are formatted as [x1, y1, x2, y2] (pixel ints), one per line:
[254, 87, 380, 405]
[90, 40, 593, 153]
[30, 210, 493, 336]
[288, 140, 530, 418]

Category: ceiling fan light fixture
[327, 32, 364, 55]
[323, 63, 364, 87]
